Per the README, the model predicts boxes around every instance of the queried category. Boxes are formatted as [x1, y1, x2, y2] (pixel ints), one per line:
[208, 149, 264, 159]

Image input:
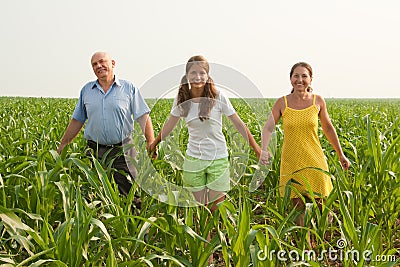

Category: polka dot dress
[280, 95, 332, 198]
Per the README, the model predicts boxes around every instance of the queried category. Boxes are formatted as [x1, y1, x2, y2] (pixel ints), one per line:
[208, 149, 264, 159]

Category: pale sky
[1, 0, 399, 99]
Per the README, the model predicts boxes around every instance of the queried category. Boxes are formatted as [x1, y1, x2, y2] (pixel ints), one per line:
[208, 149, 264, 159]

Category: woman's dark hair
[290, 62, 313, 93]
[177, 55, 217, 121]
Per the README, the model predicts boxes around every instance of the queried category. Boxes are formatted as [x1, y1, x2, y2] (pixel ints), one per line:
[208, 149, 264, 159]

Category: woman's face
[187, 63, 208, 90]
[290, 66, 312, 92]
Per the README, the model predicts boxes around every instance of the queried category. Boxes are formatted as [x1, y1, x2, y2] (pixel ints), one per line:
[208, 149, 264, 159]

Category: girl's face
[290, 66, 312, 92]
[187, 64, 208, 90]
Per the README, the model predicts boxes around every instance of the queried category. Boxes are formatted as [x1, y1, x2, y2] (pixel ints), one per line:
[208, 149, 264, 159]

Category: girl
[149, 55, 260, 210]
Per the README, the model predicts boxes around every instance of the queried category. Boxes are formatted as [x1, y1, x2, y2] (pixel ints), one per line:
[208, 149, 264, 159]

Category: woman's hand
[339, 155, 351, 170]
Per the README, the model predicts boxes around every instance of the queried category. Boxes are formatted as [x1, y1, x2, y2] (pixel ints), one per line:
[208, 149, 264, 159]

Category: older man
[58, 51, 155, 201]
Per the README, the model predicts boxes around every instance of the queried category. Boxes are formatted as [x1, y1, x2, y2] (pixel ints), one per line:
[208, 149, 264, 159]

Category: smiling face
[290, 66, 312, 92]
[90, 52, 115, 80]
[187, 63, 208, 90]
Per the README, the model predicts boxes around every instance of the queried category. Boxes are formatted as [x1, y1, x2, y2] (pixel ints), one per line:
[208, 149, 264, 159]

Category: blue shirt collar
[91, 76, 121, 89]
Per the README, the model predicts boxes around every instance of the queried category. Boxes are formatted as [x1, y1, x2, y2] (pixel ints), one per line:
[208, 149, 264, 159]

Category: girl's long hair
[177, 55, 217, 121]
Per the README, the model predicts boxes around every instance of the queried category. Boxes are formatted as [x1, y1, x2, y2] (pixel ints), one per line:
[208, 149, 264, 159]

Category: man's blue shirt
[73, 77, 150, 145]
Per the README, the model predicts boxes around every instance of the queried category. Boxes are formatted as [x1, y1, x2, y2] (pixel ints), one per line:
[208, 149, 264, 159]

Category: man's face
[91, 53, 115, 80]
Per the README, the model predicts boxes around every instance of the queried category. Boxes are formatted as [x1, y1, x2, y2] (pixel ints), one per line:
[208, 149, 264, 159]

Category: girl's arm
[147, 115, 180, 153]
[228, 113, 261, 159]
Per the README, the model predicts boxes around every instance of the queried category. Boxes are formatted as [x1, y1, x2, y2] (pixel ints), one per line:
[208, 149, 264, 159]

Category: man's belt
[87, 140, 123, 150]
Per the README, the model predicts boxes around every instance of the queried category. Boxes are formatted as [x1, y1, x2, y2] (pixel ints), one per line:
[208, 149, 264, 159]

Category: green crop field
[0, 96, 399, 266]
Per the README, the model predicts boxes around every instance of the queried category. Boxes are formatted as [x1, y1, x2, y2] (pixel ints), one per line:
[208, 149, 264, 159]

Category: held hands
[146, 140, 159, 160]
[259, 149, 272, 165]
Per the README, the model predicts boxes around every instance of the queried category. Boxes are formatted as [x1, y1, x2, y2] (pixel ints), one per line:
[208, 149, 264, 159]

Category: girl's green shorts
[182, 155, 230, 192]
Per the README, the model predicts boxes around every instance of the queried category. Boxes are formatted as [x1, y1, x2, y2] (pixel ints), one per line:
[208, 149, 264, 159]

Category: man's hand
[147, 141, 158, 160]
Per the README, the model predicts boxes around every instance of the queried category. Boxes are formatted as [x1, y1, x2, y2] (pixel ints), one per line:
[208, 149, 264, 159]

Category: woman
[148, 55, 260, 210]
[260, 62, 350, 226]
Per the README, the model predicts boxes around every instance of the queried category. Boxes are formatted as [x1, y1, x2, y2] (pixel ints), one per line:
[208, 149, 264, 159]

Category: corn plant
[1, 96, 399, 266]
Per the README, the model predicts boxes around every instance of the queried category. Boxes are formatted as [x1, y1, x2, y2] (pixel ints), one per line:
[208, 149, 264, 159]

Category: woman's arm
[318, 95, 351, 170]
[260, 98, 283, 165]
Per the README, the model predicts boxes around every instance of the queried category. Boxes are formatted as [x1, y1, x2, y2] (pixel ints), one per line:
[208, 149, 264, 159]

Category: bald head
[91, 51, 112, 63]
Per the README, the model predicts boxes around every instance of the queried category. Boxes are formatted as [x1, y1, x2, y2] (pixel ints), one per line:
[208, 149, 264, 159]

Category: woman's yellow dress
[280, 95, 333, 198]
